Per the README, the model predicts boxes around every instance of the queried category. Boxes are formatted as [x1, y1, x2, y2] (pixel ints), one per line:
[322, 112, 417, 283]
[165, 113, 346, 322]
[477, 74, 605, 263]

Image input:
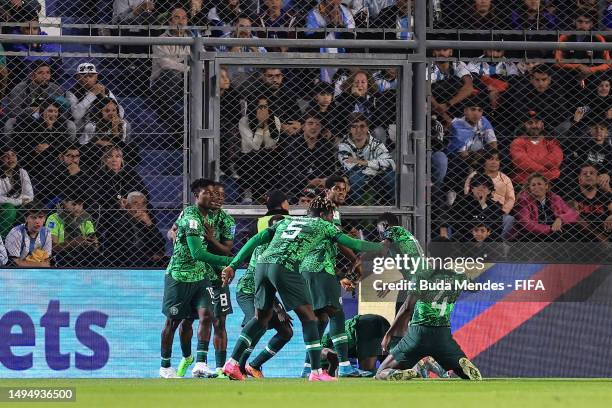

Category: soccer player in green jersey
[299, 175, 366, 378]
[320, 314, 390, 377]
[220, 197, 386, 381]
[373, 221, 482, 381]
[235, 214, 293, 378]
[160, 179, 233, 378]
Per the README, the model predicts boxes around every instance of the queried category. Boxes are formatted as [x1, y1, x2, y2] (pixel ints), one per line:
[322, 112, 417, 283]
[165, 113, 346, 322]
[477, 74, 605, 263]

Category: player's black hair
[190, 178, 216, 195]
[377, 212, 399, 227]
[268, 214, 285, 227]
[307, 196, 336, 218]
[325, 174, 346, 190]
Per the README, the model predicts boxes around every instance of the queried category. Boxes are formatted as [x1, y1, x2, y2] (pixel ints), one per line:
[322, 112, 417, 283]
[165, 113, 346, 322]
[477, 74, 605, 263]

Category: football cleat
[308, 370, 338, 382]
[192, 362, 218, 378]
[459, 357, 482, 381]
[159, 367, 178, 378]
[387, 368, 418, 381]
[300, 366, 312, 378]
[338, 365, 362, 377]
[176, 356, 194, 377]
[245, 363, 264, 378]
[222, 361, 245, 381]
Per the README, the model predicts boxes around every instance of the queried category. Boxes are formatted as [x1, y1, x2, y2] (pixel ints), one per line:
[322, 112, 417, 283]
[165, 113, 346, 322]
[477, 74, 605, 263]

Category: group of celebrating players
[159, 175, 482, 382]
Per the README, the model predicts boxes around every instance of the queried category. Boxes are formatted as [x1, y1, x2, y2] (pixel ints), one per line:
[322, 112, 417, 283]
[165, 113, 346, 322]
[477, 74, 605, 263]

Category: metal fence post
[414, 0, 428, 249]
[188, 36, 204, 202]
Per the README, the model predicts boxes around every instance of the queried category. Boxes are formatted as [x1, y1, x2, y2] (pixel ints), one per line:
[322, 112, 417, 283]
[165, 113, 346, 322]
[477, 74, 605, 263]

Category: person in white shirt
[0, 147, 34, 238]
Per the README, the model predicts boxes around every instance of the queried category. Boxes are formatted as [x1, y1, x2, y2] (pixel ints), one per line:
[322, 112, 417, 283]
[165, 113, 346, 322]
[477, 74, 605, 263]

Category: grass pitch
[0, 378, 611, 408]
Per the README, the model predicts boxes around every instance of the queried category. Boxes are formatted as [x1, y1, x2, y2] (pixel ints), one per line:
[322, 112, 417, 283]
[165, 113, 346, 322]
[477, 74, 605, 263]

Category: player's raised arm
[221, 228, 275, 286]
[186, 235, 233, 266]
[336, 233, 385, 253]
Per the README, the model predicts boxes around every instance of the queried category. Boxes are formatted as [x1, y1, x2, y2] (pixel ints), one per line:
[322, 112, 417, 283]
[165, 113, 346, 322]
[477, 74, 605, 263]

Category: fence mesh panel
[0, 47, 186, 268]
[428, 51, 611, 263]
[218, 64, 399, 206]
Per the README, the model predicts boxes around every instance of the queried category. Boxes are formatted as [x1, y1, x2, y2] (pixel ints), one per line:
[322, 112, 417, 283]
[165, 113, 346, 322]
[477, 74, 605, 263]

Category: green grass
[1, 378, 611, 408]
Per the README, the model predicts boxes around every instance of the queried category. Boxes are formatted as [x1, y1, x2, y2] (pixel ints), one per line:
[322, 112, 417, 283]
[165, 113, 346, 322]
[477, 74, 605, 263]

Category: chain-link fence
[0, 46, 187, 268]
[217, 64, 399, 206]
[428, 50, 612, 263]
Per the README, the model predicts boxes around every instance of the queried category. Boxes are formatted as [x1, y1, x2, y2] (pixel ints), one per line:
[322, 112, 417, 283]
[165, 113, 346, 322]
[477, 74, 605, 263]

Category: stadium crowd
[1, 0, 611, 268]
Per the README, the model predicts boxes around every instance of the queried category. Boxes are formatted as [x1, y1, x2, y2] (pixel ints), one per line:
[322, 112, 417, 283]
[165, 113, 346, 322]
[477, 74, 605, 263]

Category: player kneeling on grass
[220, 197, 386, 381]
[235, 214, 294, 378]
[160, 179, 234, 378]
[375, 269, 482, 381]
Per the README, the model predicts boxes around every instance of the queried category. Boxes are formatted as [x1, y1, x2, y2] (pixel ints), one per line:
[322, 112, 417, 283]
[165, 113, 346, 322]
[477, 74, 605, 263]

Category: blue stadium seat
[138, 149, 183, 176]
[142, 175, 183, 209]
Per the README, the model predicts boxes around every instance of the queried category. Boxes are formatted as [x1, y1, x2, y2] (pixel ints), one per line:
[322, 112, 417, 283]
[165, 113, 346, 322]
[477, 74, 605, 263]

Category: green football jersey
[204, 209, 236, 283]
[299, 210, 342, 275]
[166, 206, 215, 282]
[384, 226, 428, 279]
[409, 270, 468, 327]
[258, 216, 343, 272]
[236, 243, 268, 295]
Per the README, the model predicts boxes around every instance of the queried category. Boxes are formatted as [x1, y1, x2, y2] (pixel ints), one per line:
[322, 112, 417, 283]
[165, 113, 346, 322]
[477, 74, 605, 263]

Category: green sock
[215, 350, 227, 368]
[330, 309, 349, 363]
[230, 318, 266, 362]
[161, 346, 171, 368]
[239, 348, 253, 370]
[305, 318, 328, 364]
[302, 319, 323, 370]
[250, 334, 290, 369]
[196, 341, 208, 363]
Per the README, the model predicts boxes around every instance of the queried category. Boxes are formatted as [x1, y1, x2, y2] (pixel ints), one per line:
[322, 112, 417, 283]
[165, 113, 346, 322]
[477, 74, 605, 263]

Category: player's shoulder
[220, 208, 235, 224]
[179, 206, 203, 224]
[386, 226, 413, 241]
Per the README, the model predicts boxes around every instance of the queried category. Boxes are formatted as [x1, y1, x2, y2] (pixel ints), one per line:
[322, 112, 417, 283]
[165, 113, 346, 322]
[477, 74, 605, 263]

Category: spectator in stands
[216, 14, 268, 53]
[342, 0, 394, 20]
[458, 0, 505, 30]
[112, 0, 157, 24]
[280, 111, 337, 195]
[5, 61, 66, 123]
[66, 63, 124, 132]
[296, 186, 319, 206]
[90, 146, 147, 212]
[45, 195, 100, 267]
[466, 48, 520, 110]
[81, 98, 137, 171]
[565, 121, 612, 186]
[440, 173, 504, 241]
[502, 65, 569, 134]
[0, 234, 7, 266]
[429, 46, 474, 127]
[605, 0, 612, 30]
[510, 111, 564, 185]
[371, 0, 412, 47]
[114, 191, 166, 267]
[4, 202, 51, 267]
[558, 0, 601, 29]
[49, 145, 91, 204]
[302, 82, 340, 143]
[209, 0, 244, 36]
[305, 0, 355, 83]
[12, 99, 75, 206]
[7, 18, 61, 84]
[237, 95, 283, 202]
[582, 74, 612, 125]
[0, 0, 41, 24]
[150, 7, 190, 133]
[242, 68, 301, 135]
[256, 0, 297, 52]
[554, 11, 610, 84]
[445, 95, 497, 198]
[567, 164, 612, 242]
[510, 0, 560, 31]
[0, 146, 33, 237]
[334, 70, 379, 134]
[514, 172, 581, 242]
[338, 113, 395, 204]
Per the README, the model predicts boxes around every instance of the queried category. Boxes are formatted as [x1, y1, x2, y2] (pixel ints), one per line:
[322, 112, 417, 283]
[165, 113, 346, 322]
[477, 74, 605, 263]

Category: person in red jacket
[515, 172, 582, 242]
[509, 111, 564, 185]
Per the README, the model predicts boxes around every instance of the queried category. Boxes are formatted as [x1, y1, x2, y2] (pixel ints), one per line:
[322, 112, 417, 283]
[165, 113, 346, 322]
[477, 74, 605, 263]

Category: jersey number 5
[281, 220, 307, 240]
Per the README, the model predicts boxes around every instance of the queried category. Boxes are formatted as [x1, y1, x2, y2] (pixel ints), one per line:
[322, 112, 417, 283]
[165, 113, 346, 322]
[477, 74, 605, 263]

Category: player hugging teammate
[160, 178, 482, 381]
